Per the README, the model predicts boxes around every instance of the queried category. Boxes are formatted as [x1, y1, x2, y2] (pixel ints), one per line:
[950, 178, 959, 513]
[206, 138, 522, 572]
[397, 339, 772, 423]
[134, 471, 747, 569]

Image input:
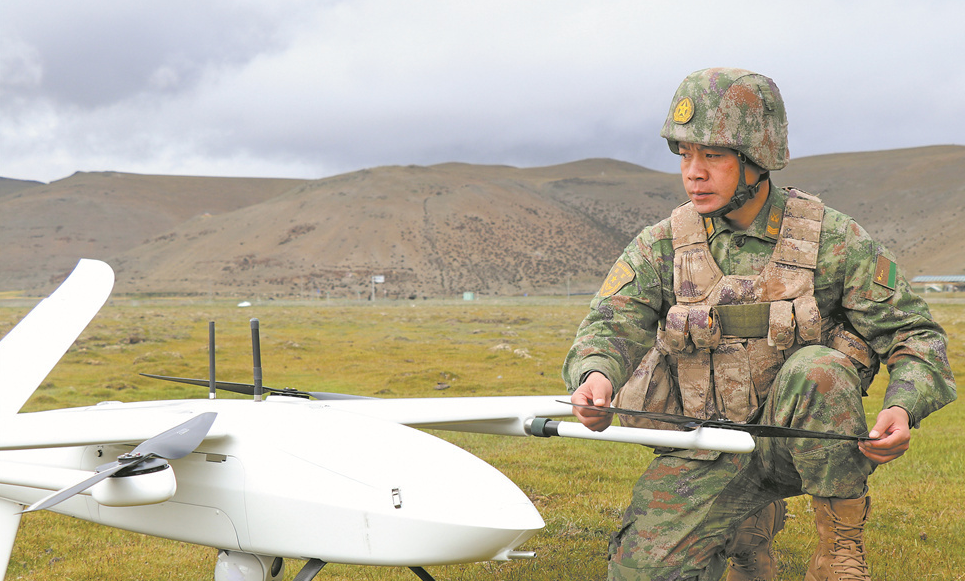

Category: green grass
[1, 298, 962, 580]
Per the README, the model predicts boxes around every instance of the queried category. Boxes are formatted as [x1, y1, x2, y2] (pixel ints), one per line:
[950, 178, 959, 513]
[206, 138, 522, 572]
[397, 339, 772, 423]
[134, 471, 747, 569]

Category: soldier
[562, 68, 956, 581]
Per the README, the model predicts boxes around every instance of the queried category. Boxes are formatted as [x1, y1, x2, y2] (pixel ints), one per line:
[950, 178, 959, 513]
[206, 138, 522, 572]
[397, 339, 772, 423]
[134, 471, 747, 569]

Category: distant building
[911, 275, 965, 292]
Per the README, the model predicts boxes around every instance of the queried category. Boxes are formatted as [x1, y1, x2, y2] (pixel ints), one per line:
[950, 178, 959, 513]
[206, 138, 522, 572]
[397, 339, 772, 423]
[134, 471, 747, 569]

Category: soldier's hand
[858, 406, 911, 464]
[571, 372, 614, 432]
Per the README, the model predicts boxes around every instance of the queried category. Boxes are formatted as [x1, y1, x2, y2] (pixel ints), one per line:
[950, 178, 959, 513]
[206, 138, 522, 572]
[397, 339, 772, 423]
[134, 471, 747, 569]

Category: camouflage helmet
[660, 68, 789, 171]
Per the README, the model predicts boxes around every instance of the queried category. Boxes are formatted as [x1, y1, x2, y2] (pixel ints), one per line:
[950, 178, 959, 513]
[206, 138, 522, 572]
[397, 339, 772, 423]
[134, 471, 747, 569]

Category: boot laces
[729, 549, 759, 573]
[828, 521, 869, 581]
[728, 533, 770, 579]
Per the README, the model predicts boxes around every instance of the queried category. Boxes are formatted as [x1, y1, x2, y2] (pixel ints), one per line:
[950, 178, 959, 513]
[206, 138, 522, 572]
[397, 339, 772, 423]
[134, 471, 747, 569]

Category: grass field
[0, 297, 962, 581]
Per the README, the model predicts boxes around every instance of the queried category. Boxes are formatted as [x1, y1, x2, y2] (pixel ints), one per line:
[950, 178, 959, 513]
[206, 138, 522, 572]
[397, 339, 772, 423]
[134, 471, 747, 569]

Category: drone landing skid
[292, 559, 436, 581]
[292, 559, 325, 581]
[410, 566, 438, 581]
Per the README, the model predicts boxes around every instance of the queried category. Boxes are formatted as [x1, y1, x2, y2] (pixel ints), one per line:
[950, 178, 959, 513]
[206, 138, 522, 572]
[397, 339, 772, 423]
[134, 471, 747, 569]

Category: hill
[779, 145, 965, 276]
[0, 177, 45, 199]
[0, 172, 307, 291]
[1, 146, 963, 297]
[111, 159, 680, 298]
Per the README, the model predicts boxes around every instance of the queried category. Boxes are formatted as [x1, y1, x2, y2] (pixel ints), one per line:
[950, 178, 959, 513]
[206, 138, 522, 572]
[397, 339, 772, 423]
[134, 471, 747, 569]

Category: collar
[705, 186, 787, 243]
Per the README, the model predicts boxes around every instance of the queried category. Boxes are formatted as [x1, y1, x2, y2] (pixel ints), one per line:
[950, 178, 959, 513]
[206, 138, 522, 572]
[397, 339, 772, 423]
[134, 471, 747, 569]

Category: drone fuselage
[0, 397, 543, 567]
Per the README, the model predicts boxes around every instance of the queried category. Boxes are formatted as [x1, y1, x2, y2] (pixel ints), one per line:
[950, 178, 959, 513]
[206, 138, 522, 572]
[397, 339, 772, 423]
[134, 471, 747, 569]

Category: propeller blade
[141, 373, 311, 398]
[24, 461, 129, 513]
[130, 411, 218, 460]
[140, 373, 279, 396]
[563, 401, 875, 441]
[140, 373, 376, 401]
[22, 412, 217, 513]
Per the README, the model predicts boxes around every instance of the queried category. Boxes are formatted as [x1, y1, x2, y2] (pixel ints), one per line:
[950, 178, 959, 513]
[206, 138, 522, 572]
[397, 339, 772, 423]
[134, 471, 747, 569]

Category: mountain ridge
[2, 146, 962, 297]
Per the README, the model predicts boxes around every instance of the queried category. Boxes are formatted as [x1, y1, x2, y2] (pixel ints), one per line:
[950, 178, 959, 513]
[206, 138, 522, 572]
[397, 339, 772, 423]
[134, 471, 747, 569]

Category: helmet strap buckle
[697, 154, 768, 219]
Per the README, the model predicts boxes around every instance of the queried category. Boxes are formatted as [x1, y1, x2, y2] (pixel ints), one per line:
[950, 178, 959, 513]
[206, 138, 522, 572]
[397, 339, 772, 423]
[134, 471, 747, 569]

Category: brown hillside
[0, 177, 44, 199]
[779, 145, 965, 277]
[0, 172, 307, 290]
[2, 146, 963, 298]
[111, 160, 681, 298]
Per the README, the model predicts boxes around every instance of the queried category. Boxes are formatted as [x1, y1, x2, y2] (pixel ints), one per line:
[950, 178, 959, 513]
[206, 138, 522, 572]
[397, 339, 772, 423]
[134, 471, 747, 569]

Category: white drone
[0, 260, 754, 581]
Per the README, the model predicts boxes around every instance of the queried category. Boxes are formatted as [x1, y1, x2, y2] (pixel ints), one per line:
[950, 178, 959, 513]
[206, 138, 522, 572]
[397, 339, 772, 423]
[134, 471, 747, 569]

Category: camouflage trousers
[608, 345, 878, 581]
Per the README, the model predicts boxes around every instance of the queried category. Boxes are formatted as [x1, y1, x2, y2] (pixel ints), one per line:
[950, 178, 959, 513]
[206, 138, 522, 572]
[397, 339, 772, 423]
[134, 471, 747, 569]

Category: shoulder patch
[873, 255, 897, 290]
[599, 260, 635, 297]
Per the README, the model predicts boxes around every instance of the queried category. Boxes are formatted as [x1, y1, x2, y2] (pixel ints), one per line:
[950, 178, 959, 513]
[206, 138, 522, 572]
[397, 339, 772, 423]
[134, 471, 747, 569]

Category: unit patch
[673, 97, 695, 124]
[873, 255, 897, 290]
[599, 260, 635, 297]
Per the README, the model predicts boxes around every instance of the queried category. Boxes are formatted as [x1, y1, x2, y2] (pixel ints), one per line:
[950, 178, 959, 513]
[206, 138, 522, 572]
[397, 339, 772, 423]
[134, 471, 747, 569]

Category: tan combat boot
[804, 495, 871, 581]
[725, 499, 787, 581]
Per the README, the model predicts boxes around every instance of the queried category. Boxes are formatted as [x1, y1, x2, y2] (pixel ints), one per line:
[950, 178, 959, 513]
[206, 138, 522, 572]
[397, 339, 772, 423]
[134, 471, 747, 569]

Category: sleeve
[561, 231, 666, 394]
[840, 220, 957, 427]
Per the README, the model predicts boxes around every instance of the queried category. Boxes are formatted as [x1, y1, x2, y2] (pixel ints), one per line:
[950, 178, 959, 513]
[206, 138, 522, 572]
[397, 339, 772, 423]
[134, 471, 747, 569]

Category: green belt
[715, 303, 771, 338]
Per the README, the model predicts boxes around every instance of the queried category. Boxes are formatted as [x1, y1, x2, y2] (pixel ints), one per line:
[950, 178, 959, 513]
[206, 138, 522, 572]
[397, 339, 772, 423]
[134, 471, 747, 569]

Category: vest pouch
[688, 305, 721, 351]
[712, 340, 757, 423]
[614, 346, 684, 431]
[664, 304, 692, 353]
[793, 295, 822, 345]
[673, 245, 723, 303]
[745, 337, 785, 405]
[767, 300, 796, 350]
[674, 350, 713, 419]
[756, 262, 815, 302]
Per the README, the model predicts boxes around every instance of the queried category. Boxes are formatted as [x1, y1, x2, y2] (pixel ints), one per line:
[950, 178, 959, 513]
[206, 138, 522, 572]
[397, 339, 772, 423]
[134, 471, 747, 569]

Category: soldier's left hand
[858, 406, 911, 464]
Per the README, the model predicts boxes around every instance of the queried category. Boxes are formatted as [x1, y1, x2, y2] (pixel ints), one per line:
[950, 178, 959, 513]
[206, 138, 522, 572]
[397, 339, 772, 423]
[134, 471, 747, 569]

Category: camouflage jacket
[562, 186, 957, 427]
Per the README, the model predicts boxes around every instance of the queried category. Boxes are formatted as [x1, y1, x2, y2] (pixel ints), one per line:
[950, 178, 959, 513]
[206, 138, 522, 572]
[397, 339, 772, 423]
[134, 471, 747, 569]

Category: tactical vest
[615, 189, 876, 430]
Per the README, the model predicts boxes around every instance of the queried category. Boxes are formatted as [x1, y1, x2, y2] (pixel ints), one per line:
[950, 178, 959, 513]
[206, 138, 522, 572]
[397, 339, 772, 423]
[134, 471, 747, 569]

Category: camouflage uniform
[562, 71, 956, 581]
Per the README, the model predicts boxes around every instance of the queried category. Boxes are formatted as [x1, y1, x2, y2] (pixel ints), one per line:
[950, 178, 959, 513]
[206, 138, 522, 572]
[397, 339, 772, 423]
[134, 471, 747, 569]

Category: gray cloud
[1, 0, 962, 183]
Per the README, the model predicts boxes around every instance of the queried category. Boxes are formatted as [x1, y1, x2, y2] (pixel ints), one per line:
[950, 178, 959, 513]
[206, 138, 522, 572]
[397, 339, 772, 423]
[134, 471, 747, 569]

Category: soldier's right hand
[571, 372, 614, 432]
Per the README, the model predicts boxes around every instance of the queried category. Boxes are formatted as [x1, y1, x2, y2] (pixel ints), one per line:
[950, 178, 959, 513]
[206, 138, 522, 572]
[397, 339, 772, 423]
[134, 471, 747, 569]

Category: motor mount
[90, 458, 177, 507]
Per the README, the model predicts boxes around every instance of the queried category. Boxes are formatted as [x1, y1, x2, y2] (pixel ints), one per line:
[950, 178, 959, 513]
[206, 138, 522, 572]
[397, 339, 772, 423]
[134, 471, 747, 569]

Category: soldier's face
[678, 143, 757, 215]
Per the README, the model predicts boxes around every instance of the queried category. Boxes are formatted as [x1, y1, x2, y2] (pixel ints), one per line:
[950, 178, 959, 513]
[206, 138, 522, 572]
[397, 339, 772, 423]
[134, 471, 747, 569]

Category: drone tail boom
[528, 418, 756, 454]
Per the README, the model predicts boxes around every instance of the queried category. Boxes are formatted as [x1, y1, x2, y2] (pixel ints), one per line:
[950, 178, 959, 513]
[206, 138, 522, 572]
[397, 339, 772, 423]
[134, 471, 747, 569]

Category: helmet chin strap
[698, 153, 768, 219]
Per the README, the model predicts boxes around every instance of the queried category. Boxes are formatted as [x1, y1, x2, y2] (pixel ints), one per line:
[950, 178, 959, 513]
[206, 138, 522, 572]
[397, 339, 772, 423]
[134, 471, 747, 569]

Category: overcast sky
[2, 0, 963, 183]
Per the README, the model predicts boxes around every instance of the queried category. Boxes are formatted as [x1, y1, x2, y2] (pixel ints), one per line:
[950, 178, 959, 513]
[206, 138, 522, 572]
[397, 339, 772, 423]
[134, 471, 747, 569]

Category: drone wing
[0, 259, 114, 416]
[326, 395, 572, 436]
[325, 396, 756, 454]
[0, 405, 227, 451]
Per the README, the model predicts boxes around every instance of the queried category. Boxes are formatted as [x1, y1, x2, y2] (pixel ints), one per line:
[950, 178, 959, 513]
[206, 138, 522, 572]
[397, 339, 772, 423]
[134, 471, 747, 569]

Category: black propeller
[140, 373, 375, 401]
[24, 412, 218, 513]
[562, 401, 876, 441]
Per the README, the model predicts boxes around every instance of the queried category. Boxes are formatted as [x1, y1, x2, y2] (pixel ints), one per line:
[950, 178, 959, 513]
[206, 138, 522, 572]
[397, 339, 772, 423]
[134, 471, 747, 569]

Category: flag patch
[873, 255, 897, 290]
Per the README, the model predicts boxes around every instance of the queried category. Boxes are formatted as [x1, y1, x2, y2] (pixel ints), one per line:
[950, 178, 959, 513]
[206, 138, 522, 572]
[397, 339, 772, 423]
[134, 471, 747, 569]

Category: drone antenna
[208, 321, 217, 400]
[251, 318, 263, 402]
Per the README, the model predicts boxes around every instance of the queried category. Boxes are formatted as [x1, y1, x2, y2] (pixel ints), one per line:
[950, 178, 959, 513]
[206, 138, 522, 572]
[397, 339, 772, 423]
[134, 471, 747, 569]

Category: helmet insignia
[673, 97, 694, 124]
